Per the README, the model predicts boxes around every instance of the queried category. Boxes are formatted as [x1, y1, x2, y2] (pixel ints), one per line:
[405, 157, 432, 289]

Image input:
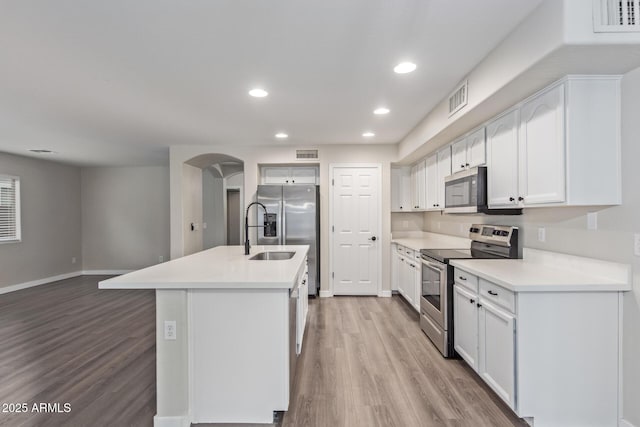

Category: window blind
[0, 175, 20, 242]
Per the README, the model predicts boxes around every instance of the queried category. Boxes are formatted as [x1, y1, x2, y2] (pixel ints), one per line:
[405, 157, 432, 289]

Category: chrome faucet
[244, 202, 267, 255]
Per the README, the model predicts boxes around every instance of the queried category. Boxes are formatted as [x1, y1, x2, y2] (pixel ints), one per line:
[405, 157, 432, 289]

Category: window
[0, 175, 21, 243]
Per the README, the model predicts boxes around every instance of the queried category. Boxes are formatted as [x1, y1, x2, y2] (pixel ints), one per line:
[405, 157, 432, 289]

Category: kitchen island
[99, 245, 310, 427]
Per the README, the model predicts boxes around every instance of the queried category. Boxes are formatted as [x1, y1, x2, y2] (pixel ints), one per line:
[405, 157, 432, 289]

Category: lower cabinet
[392, 244, 420, 312]
[454, 274, 516, 410]
[453, 266, 622, 427]
[478, 299, 516, 408]
[453, 284, 479, 370]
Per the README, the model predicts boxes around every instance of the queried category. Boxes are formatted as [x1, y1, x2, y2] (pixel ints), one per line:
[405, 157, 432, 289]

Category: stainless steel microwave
[444, 166, 522, 215]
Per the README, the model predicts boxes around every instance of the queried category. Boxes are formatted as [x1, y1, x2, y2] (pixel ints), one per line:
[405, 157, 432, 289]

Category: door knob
[368, 236, 377, 241]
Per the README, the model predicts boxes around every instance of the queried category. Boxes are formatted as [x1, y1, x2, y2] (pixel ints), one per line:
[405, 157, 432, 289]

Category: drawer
[454, 268, 478, 292]
[479, 279, 515, 313]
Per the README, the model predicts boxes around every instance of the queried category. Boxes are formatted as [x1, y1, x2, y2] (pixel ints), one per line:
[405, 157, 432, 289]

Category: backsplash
[391, 212, 425, 232]
[423, 205, 635, 265]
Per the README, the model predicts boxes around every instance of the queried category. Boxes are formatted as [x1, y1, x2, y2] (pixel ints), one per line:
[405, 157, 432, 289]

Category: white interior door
[331, 164, 381, 296]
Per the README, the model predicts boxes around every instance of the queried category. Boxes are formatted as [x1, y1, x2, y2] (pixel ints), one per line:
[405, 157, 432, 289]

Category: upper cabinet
[391, 166, 411, 212]
[424, 147, 451, 211]
[262, 166, 318, 185]
[487, 76, 621, 209]
[451, 128, 486, 173]
[486, 109, 520, 207]
[410, 160, 427, 210]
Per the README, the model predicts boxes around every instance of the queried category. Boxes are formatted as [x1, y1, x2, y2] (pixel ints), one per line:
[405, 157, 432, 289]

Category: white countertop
[99, 245, 309, 290]
[451, 249, 631, 292]
[391, 231, 470, 251]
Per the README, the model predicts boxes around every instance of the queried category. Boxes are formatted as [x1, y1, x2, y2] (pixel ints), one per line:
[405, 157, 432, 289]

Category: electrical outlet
[71, 257, 76, 264]
[538, 227, 546, 242]
[634, 234, 640, 257]
[159, 255, 164, 263]
[164, 320, 177, 340]
[587, 212, 598, 230]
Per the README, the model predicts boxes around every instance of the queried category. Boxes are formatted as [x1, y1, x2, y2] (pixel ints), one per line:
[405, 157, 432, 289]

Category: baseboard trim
[620, 419, 636, 427]
[0, 271, 82, 295]
[378, 290, 392, 297]
[81, 270, 133, 275]
[153, 415, 190, 427]
[319, 290, 333, 298]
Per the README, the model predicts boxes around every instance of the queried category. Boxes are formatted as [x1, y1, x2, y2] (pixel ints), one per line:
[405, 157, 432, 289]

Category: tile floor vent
[448, 80, 468, 117]
[296, 149, 318, 160]
[594, 0, 640, 32]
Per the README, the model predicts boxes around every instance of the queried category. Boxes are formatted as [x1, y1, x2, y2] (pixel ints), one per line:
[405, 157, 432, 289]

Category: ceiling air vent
[594, 0, 640, 32]
[296, 149, 318, 160]
[448, 80, 468, 117]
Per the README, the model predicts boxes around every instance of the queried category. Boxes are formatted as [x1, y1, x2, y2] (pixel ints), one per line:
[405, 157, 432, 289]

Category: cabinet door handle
[465, 163, 469, 167]
[509, 197, 515, 202]
[460, 164, 465, 169]
[518, 196, 524, 201]
[477, 303, 482, 308]
[488, 290, 498, 296]
[459, 276, 467, 281]
[469, 298, 475, 304]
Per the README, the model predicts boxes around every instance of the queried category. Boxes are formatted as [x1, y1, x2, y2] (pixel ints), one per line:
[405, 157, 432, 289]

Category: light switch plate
[538, 227, 546, 242]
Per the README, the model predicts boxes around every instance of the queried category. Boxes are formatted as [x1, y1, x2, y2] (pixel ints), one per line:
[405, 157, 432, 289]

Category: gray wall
[421, 67, 640, 425]
[202, 168, 225, 249]
[0, 153, 81, 289]
[81, 166, 170, 270]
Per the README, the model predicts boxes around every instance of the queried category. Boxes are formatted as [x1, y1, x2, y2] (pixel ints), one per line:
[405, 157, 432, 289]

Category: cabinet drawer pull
[459, 276, 467, 281]
[488, 290, 498, 296]
[477, 303, 482, 308]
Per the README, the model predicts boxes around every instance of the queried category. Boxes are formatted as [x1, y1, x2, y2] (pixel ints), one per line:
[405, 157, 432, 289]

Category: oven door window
[445, 176, 477, 208]
[422, 261, 444, 311]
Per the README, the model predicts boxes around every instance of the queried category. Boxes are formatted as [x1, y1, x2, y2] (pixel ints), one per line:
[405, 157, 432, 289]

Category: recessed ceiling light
[374, 107, 390, 115]
[393, 62, 417, 74]
[249, 88, 268, 98]
[362, 132, 375, 137]
[29, 149, 55, 154]
[275, 133, 288, 139]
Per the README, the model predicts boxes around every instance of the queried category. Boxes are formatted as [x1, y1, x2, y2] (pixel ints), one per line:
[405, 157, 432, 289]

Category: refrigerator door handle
[282, 199, 286, 245]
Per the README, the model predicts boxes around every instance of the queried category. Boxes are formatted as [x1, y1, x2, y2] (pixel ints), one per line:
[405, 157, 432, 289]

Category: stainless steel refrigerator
[257, 185, 320, 296]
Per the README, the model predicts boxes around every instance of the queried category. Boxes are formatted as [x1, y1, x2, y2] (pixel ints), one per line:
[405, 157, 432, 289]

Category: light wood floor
[282, 295, 527, 427]
[0, 276, 525, 427]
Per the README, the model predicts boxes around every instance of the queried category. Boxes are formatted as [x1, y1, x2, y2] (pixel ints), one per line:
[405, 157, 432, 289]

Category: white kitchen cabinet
[425, 153, 438, 210]
[478, 299, 516, 409]
[487, 76, 621, 209]
[410, 160, 426, 210]
[518, 83, 565, 205]
[451, 127, 486, 173]
[425, 147, 451, 211]
[486, 109, 519, 207]
[453, 264, 622, 426]
[297, 262, 309, 355]
[453, 284, 479, 370]
[395, 245, 420, 312]
[262, 167, 317, 185]
[436, 147, 451, 209]
[391, 167, 411, 212]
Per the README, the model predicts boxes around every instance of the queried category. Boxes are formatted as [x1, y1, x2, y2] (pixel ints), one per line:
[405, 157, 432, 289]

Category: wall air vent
[594, 0, 640, 32]
[448, 80, 468, 117]
[296, 149, 318, 160]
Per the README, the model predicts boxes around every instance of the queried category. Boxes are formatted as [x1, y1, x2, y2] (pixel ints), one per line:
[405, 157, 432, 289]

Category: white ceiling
[0, 0, 543, 166]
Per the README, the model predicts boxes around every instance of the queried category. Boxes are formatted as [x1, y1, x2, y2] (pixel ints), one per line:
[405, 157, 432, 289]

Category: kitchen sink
[249, 251, 296, 260]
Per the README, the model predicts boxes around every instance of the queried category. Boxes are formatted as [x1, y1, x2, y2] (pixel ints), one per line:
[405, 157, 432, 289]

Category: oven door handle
[421, 259, 446, 271]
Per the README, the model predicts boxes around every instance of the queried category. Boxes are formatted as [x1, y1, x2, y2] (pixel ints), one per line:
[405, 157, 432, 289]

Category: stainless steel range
[419, 224, 521, 357]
